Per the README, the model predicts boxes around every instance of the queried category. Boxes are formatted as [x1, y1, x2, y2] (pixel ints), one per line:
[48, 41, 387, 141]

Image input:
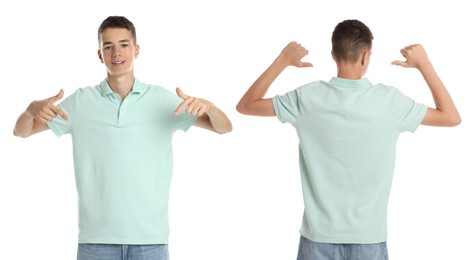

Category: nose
[112, 49, 121, 58]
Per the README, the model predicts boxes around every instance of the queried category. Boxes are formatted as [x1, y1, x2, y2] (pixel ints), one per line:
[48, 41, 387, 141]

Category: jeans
[297, 236, 389, 260]
[77, 244, 169, 260]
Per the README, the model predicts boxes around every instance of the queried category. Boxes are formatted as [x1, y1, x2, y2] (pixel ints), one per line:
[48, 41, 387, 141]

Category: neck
[107, 72, 134, 100]
[336, 62, 363, 80]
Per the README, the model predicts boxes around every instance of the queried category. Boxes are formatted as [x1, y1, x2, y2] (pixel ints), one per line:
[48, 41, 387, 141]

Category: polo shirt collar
[329, 77, 373, 89]
[99, 78, 144, 97]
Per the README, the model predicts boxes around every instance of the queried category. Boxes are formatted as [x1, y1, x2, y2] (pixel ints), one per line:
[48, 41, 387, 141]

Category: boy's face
[98, 28, 140, 77]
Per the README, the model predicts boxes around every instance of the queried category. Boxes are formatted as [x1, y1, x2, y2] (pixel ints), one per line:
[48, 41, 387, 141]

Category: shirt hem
[78, 238, 169, 245]
[299, 231, 387, 244]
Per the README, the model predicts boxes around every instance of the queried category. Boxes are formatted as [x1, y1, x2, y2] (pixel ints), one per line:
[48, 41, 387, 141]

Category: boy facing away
[13, 16, 232, 260]
[236, 19, 460, 260]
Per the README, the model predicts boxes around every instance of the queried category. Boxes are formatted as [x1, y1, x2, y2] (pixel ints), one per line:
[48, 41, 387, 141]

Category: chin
[108, 68, 133, 77]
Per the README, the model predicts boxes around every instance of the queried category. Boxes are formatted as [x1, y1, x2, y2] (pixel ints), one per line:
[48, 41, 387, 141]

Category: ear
[361, 50, 370, 66]
[134, 44, 140, 58]
[97, 50, 104, 63]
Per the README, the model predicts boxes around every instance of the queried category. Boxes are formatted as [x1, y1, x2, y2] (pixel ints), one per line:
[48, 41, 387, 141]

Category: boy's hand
[174, 87, 213, 116]
[278, 41, 313, 68]
[26, 89, 68, 124]
[391, 44, 431, 70]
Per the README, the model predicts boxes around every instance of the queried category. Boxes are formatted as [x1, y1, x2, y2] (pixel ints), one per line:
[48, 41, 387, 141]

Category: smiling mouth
[112, 61, 124, 64]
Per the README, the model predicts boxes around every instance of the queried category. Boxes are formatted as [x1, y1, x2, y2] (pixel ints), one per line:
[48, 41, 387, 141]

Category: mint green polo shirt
[273, 77, 427, 244]
[47, 78, 197, 244]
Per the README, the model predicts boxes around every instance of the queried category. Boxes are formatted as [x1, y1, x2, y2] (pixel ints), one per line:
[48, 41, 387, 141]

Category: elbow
[226, 124, 233, 134]
[446, 110, 462, 126]
[449, 115, 462, 127]
[236, 103, 249, 115]
[235, 103, 243, 114]
[13, 129, 29, 138]
[440, 114, 462, 127]
[216, 123, 233, 135]
[218, 128, 232, 135]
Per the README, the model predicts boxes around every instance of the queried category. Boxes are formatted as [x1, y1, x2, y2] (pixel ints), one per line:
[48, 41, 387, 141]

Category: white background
[1, 0, 471, 259]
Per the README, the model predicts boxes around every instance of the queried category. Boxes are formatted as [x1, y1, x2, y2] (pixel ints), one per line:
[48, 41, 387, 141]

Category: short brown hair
[331, 19, 373, 63]
[98, 16, 137, 45]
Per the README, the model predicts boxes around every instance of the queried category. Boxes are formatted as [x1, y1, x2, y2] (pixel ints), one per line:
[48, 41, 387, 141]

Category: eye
[103, 46, 112, 50]
[121, 44, 129, 48]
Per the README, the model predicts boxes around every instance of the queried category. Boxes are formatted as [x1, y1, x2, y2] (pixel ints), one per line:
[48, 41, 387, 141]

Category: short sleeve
[395, 90, 428, 133]
[272, 88, 302, 126]
[47, 92, 76, 137]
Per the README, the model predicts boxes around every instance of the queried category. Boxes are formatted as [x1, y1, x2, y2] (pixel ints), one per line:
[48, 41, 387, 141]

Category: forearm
[419, 63, 461, 126]
[236, 56, 288, 115]
[13, 111, 47, 138]
[202, 105, 233, 134]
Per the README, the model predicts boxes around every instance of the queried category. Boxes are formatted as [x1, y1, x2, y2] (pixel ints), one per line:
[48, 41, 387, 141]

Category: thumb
[300, 62, 314, 68]
[176, 87, 188, 99]
[391, 60, 407, 68]
[50, 89, 64, 102]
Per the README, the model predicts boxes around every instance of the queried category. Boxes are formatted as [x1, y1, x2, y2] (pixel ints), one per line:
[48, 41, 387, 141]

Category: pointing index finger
[174, 99, 191, 116]
[50, 105, 69, 120]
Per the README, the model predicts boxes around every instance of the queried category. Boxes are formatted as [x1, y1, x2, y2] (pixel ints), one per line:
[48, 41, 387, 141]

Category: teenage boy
[236, 19, 460, 260]
[14, 16, 232, 260]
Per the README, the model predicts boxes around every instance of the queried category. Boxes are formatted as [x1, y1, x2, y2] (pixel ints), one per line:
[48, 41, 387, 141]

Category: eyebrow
[102, 39, 131, 46]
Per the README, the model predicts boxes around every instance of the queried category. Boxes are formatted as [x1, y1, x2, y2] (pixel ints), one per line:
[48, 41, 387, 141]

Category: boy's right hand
[391, 44, 431, 70]
[278, 41, 313, 68]
[26, 89, 68, 124]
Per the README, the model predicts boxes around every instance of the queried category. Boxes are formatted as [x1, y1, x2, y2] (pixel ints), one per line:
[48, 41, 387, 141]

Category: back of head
[97, 16, 137, 45]
[331, 19, 373, 63]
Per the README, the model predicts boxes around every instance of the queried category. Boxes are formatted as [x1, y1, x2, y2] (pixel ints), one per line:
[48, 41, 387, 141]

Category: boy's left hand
[174, 87, 213, 116]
